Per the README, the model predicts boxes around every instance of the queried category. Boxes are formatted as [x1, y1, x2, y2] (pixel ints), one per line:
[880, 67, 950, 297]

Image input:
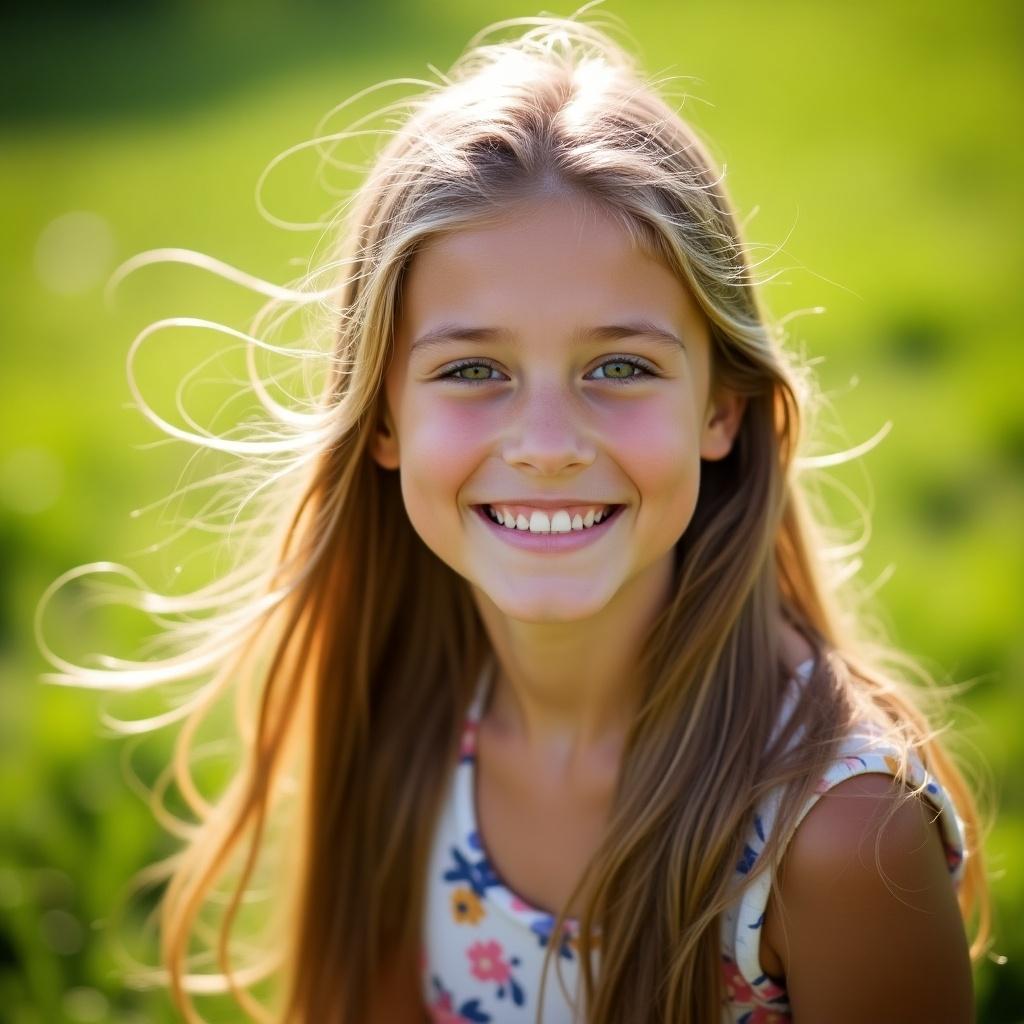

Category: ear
[369, 403, 400, 470]
[699, 385, 747, 461]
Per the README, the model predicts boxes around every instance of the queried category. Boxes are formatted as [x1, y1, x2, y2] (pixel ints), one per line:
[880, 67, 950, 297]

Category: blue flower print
[736, 843, 759, 875]
[443, 842, 502, 899]
[529, 914, 576, 961]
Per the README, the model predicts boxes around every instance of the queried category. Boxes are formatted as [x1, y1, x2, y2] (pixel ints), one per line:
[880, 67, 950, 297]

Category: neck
[471, 551, 674, 778]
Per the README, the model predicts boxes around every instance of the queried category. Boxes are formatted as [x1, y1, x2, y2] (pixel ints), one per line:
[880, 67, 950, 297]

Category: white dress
[418, 658, 967, 1022]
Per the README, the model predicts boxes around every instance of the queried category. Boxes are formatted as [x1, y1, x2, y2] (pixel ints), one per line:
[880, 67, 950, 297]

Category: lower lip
[472, 504, 625, 552]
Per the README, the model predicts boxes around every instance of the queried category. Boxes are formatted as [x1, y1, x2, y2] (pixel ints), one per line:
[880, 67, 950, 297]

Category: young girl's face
[372, 192, 744, 623]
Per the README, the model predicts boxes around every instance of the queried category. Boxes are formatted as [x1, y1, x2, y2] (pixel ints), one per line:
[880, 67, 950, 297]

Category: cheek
[609, 398, 699, 484]
[607, 399, 703, 539]
[400, 399, 487, 503]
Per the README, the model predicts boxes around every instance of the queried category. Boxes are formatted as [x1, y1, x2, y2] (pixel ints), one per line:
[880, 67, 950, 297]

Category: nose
[500, 386, 597, 474]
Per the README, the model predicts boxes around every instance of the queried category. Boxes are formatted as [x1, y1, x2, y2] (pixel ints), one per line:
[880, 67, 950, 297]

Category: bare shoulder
[765, 772, 973, 1023]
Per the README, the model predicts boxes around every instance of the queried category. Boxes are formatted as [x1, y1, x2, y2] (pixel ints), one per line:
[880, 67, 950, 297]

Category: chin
[480, 582, 616, 624]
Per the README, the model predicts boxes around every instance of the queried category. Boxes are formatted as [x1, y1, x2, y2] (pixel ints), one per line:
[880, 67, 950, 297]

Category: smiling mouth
[473, 503, 626, 534]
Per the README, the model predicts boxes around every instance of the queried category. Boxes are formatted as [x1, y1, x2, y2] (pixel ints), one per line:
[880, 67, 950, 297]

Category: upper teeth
[484, 505, 614, 533]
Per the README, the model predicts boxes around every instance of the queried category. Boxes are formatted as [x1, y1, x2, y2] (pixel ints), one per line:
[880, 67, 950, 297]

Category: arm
[765, 773, 973, 1024]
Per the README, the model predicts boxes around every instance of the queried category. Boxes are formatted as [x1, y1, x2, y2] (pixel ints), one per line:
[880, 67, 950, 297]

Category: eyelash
[438, 355, 659, 386]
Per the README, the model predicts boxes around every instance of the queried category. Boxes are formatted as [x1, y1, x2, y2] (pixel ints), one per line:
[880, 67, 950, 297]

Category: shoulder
[765, 772, 973, 1023]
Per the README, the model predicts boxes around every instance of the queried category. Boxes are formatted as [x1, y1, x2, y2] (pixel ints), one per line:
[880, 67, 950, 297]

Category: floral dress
[418, 658, 967, 1023]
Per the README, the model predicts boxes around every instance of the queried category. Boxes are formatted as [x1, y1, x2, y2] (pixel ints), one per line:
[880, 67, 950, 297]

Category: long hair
[36, 10, 991, 1023]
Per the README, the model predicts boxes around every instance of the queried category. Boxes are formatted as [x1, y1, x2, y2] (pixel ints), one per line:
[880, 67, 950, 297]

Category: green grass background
[1, 1, 1021, 1021]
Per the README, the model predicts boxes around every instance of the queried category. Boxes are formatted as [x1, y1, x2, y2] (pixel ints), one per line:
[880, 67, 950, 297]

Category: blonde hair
[36, 8, 991, 1023]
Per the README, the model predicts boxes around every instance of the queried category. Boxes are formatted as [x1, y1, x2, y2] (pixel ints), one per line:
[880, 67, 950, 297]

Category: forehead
[398, 195, 708, 345]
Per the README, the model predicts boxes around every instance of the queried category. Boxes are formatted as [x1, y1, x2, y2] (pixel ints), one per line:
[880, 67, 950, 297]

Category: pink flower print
[426, 984, 492, 1022]
[723, 957, 792, 1020]
[746, 1008, 790, 1023]
[427, 991, 466, 1024]
[943, 840, 964, 872]
[459, 722, 479, 760]
[755, 976, 787, 1001]
[721, 955, 756, 1005]
[814, 756, 868, 793]
[468, 939, 511, 983]
[508, 894, 533, 913]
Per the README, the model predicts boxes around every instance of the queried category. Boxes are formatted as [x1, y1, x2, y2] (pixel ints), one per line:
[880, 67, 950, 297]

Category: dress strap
[793, 655, 815, 678]
[728, 730, 966, 1006]
[466, 656, 497, 723]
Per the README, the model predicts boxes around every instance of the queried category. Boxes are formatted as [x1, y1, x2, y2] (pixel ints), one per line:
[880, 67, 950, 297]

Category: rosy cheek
[406, 399, 492, 456]
[604, 400, 693, 473]
[604, 401, 702, 534]
[400, 401, 492, 517]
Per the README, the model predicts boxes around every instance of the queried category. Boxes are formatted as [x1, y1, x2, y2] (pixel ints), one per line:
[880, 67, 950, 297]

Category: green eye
[440, 355, 657, 385]
[593, 359, 645, 380]
[448, 362, 495, 382]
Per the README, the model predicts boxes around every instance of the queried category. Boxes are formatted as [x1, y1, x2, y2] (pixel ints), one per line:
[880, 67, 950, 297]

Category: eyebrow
[410, 319, 686, 354]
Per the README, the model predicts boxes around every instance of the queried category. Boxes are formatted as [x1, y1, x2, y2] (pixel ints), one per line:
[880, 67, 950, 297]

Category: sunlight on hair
[36, 4, 994, 1022]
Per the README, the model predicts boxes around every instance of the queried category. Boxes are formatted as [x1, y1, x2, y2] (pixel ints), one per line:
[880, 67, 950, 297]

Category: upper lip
[476, 499, 621, 509]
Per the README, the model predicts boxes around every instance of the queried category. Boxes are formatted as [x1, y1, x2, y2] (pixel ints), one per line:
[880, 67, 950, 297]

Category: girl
[37, 9, 991, 1024]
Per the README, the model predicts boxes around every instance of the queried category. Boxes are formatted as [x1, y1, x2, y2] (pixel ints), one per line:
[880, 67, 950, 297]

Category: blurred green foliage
[1, 1, 1021, 1021]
